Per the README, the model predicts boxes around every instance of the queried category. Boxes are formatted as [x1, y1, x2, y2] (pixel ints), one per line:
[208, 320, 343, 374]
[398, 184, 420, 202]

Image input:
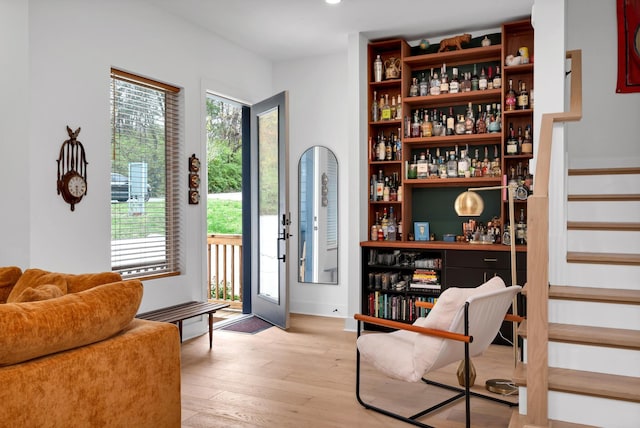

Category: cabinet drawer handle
[483, 258, 498, 262]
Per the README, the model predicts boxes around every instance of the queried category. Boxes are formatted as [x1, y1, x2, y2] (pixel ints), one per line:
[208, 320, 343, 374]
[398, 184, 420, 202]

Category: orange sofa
[0, 267, 181, 428]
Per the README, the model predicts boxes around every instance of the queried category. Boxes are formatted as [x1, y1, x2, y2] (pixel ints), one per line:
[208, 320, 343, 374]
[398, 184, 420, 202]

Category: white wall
[566, 0, 640, 168]
[9, 0, 273, 324]
[273, 52, 350, 317]
[0, 0, 30, 267]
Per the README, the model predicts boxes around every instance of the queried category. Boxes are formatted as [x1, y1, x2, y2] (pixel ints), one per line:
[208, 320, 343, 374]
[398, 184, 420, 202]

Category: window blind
[110, 68, 183, 279]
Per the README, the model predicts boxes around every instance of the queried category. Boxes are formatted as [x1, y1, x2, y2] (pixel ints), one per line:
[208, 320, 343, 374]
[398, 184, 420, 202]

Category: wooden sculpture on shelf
[438, 33, 471, 52]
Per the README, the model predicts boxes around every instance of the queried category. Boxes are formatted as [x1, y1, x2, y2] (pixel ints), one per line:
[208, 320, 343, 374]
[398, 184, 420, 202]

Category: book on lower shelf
[367, 292, 438, 322]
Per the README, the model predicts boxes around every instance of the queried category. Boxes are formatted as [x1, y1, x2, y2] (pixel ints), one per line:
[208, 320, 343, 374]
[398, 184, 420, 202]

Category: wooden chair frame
[355, 300, 522, 428]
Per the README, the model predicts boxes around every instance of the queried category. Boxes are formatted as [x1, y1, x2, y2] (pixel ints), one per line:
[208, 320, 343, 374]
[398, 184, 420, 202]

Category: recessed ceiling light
[325, 0, 341, 4]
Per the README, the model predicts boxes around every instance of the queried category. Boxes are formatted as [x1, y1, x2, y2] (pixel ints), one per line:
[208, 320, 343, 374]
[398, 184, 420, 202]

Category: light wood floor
[180, 313, 518, 428]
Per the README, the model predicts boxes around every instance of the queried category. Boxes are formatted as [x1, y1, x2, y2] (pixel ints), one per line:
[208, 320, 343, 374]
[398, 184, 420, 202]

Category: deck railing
[207, 234, 243, 309]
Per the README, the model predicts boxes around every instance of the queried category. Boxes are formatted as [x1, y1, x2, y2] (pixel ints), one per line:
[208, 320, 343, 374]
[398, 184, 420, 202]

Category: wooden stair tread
[508, 410, 598, 428]
[567, 193, 640, 201]
[568, 167, 640, 176]
[518, 320, 640, 349]
[567, 252, 640, 266]
[567, 221, 640, 231]
[513, 363, 640, 403]
[549, 285, 640, 305]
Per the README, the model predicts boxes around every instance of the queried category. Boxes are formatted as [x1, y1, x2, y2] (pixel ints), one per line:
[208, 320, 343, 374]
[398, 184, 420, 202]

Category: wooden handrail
[354, 313, 472, 343]
[526, 49, 582, 426]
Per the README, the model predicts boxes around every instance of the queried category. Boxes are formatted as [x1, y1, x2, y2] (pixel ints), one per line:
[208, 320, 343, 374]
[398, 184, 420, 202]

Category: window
[110, 69, 182, 279]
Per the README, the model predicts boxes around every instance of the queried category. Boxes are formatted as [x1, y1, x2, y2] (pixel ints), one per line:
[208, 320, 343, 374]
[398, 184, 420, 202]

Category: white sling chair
[355, 276, 522, 428]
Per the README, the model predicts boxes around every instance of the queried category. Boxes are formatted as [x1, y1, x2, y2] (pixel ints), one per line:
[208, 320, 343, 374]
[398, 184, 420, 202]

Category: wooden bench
[136, 301, 230, 348]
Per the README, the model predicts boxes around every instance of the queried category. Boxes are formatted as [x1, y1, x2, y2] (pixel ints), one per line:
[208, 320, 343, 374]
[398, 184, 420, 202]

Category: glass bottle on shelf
[471, 64, 479, 91]
[395, 127, 402, 160]
[408, 155, 418, 179]
[517, 126, 524, 154]
[419, 73, 429, 97]
[455, 114, 466, 135]
[493, 65, 502, 89]
[395, 95, 402, 119]
[506, 123, 518, 155]
[447, 150, 458, 178]
[370, 174, 376, 201]
[371, 91, 379, 122]
[390, 96, 397, 120]
[375, 170, 384, 200]
[381, 94, 391, 120]
[383, 176, 390, 201]
[387, 207, 397, 241]
[478, 67, 488, 90]
[492, 145, 502, 177]
[476, 105, 487, 134]
[449, 67, 460, 94]
[380, 207, 389, 240]
[505, 79, 516, 111]
[385, 134, 393, 160]
[377, 134, 386, 161]
[440, 64, 449, 94]
[421, 110, 433, 137]
[417, 152, 428, 179]
[409, 77, 419, 97]
[438, 148, 447, 178]
[516, 209, 527, 245]
[458, 149, 470, 178]
[411, 111, 421, 138]
[521, 125, 533, 154]
[517, 80, 530, 110]
[430, 71, 441, 96]
[464, 102, 475, 134]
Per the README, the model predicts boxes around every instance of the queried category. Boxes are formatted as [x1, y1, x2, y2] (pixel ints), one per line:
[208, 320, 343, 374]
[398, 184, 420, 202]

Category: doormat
[218, 315, 273, 334]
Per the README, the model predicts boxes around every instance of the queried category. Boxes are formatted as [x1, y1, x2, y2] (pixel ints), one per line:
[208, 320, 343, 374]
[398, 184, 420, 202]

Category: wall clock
[57, 126, 88, 211]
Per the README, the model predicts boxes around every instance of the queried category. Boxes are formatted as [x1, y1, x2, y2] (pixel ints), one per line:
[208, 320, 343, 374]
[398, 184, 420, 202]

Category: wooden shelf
[404, 45, 502, 68]
[403, 176, 502, 188]
[404, 88, 501, 108]
[404, 132, 501, 146]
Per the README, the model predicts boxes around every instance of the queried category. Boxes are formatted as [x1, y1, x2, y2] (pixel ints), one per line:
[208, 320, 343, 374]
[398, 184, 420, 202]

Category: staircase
[507, 50, 640, 427]
[513, 167, 640, 427]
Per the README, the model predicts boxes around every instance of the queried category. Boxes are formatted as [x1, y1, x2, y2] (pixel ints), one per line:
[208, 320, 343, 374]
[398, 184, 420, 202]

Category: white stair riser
[519, 388, 640, 428]
[563, 263, 640, 289]
[549, 299, 640, 330]
[568, 174, 640, 195]
[567, 201, 640, 222]
[548, 341, 640, 377]
[567, 229, 640, 253]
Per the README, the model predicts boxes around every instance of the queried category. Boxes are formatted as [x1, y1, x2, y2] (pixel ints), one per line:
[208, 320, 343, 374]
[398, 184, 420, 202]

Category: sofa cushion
[0, 279, 143, 366]
[63, 271, 122, 294]
[14, 283, 67, 302]
[0, 266, 22, 303]
[6, 269, 68, 304]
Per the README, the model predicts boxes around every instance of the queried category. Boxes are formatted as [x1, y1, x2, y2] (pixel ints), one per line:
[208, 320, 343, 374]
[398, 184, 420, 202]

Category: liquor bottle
[495, 103, 502, 131]
[522, 125, 533, 154]
[371, 91, 379, 122]
[373, 54, 383, 82]
[380, 207, 389, 239]
[517, 126, 524, 154]
[417, 152, 428, 179]
[411, 111, 421, 137]
[421, 110, 433, 137]
[381, 94, 391, 120]
[506, 123, 518, 155]
[385, 134, 393, 160]
[457, 149, 470, 177]
[462, 72, 471, 92]
[387, 207, 397, 241]
[516, 209, 526, 245]
[505, 79, 516, 111]
[471, 64, 479, 91]
[409, 77, 418, 97]
[383, 176, 390, 201]
[447, 151, 458, 178]
[517, 80, 529, 110]
[419, 73, 429, 96]
[492, 145, 502, 176]
[440, 64, 449, 94]
[395, 95, 402, 119]
[395, 128, 403, 159]
[487, 66, 494, 89]
[377, 134, 386, 161]
[478, 66, 488, 90]
[446, 108, 455, 136]
[493, 65, 502, 89]
[390, 96, 397, 120]
[430, 71, 441, 96]
[370, 174, 376, 201]
[375, 170, 384, 201]
[452, 114, 464, 135]
[464, 102, 475, 134]
[476, 105, 487, 134]
[449, 68, 460, 94]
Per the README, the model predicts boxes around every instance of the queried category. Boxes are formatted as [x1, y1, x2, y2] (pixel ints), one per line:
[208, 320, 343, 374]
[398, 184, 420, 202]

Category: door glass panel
[258, 107, 279, 301]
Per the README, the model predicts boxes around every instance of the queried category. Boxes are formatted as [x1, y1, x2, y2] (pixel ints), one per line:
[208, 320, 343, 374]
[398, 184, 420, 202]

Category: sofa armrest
[0, 319, 181, 428]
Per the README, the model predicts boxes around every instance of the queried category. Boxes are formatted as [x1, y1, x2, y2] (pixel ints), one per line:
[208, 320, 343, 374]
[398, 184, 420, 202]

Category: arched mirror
[298, 146, 338, 284]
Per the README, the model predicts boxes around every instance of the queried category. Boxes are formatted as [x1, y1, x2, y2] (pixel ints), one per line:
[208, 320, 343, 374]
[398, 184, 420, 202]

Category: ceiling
[146, 0, 534, 62]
